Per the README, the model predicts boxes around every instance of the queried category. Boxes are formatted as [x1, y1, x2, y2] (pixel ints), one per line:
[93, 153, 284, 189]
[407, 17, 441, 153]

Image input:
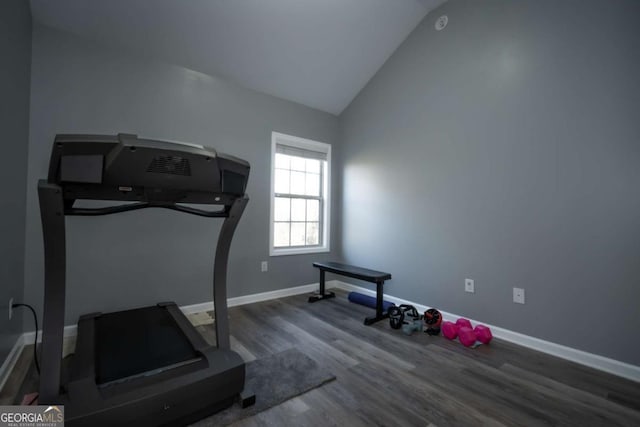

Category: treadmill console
[49, 133, 250, 205]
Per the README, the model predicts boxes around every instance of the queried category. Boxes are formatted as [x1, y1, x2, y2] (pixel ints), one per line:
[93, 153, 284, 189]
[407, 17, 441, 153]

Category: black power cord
[12, 303, 41, 375]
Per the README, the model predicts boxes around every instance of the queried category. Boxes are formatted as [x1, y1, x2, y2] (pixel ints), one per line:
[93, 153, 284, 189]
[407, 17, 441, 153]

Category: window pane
[272, 135, 330, 254]
[274, 197, 290, 221]
[291, 156, 306, 172]
[275, 153, 291, 170]
[306, 222, 319, 245]
[307, 200, 319, 221]
[291, 198, 306, 221]
[290, 171, 305, 195]
[305, 173, 320, 196]
[275, 169, 290, 194]
[291, 222, 306, 246]
[306, 159, 320, 173]
[274, 222, 290, 247]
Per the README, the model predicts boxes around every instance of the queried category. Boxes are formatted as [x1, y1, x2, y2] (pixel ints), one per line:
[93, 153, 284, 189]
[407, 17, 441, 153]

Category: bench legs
[309, 269, 388, 326]
[308, 270, 336, 303]
[363, 281, 388, 325]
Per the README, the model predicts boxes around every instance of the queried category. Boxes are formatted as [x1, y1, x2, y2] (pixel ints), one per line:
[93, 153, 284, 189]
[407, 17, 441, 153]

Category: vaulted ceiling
[30, 0, 446, 115]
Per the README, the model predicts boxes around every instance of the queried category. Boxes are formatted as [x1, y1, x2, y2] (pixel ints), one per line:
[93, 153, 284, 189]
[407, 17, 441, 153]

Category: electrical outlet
[8, 298, 13, 320]
[513, 287, 525, 304]
[261, 261, 268, 272]
[465, 278, 474, 293]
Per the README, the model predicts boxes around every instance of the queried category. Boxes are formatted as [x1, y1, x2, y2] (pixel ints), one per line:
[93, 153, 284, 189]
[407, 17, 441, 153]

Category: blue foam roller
[347, 292, 394, 312]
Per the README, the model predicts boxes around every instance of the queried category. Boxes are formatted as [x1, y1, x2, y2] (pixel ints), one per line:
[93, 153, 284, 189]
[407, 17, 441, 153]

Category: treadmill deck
[94, 305, 201, 386]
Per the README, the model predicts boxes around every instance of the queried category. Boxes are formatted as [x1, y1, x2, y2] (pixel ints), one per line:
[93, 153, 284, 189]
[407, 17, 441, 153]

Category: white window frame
[269, 132, 331, 256]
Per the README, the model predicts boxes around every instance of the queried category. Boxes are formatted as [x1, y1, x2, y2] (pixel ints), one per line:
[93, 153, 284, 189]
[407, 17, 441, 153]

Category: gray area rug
[190, 348, 335, 426]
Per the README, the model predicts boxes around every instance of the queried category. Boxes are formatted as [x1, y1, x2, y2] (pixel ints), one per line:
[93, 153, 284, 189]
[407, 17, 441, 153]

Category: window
[270, 132, 331, 256]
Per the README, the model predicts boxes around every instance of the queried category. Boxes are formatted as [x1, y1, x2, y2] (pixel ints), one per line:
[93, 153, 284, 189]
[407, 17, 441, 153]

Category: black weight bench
[310, 261, 392, 325]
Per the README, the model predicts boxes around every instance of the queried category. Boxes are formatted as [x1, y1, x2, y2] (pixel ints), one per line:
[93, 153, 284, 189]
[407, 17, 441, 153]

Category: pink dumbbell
[456, 318, 472, 329]
[474, 325, 493, 344]
[458, 327, 477, 347]
[441, 321, 458, 340]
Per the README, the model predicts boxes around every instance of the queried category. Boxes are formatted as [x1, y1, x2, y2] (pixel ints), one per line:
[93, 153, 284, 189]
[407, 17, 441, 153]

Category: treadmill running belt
[95, 306, 200, 386]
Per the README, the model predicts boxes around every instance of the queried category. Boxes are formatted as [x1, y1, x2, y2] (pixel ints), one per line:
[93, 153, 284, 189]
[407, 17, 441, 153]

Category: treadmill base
[51, 303, 248, 427]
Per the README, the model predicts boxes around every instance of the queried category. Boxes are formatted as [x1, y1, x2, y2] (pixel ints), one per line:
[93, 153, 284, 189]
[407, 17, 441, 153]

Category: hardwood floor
[2, 289, 639, 426]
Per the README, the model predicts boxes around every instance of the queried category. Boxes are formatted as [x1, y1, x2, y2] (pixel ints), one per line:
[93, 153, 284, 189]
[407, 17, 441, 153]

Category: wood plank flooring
[2, 289, 639, 426]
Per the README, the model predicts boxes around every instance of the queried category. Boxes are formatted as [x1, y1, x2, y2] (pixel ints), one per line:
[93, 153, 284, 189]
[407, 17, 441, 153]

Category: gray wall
[24, 25, 339, 325]
[0, 0, 31, 364]
[339, 0, 640, 365]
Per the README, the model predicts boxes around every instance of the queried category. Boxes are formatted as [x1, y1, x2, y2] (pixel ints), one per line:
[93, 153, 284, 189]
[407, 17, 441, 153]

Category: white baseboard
[1, 282, 322, 390]
[21, 324, 78, 346]
[180, 281, 322, 315]
[4, 279, 638, 386]
[0, 335, 27, 392]
[336, 280, 640, 383]
[20, 282, 324, 342]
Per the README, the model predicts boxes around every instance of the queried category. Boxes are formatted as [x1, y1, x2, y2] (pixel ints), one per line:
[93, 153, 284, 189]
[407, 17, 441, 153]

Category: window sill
[270, 246, 330, 257]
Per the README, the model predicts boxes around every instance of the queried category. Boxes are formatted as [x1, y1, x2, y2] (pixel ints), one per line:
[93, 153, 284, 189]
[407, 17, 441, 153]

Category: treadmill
[37, 133, 252, 426]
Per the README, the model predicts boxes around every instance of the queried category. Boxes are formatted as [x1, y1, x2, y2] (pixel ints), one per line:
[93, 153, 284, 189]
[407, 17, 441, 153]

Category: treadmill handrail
[66, 202, 229, 218]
